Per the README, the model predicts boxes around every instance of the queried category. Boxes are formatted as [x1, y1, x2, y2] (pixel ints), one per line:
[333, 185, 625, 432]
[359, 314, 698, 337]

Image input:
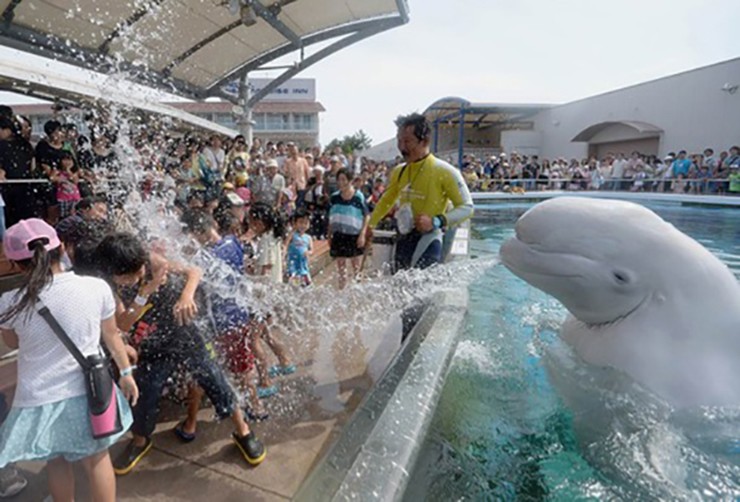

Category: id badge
[397, 203, 413, 235]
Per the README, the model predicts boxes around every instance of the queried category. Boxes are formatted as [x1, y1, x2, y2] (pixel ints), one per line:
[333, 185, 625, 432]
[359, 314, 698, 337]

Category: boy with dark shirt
[94, 233, 265, 474]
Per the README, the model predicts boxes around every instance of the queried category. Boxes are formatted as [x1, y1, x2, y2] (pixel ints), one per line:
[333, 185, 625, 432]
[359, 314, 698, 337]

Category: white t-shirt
[256, 233, 283, 284]
[272, 173, 286, 193]
[0, 272, 116, 408]
[202, 147, 226, 174]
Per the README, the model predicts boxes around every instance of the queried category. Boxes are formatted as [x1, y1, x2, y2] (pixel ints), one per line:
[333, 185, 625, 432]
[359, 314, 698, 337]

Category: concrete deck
[5, 247, 407, 501]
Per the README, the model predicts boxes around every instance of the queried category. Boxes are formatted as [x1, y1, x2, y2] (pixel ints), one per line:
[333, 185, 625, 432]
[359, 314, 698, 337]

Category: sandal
[244, 406, 270, 422]
[268, 364, 297, 377]
[257, 385, 279, 399]
[174, 422, 197, 443]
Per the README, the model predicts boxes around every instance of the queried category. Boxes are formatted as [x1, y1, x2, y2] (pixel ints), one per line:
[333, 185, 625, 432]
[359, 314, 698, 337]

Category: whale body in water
[499, 196, 740, 408]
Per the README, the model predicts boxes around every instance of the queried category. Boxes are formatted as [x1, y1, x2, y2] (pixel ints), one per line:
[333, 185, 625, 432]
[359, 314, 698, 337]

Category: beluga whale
[499, 196, 740, 408]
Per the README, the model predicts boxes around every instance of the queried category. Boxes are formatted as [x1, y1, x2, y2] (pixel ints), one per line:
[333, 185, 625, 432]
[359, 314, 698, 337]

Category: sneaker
[112, 438, 153, 475]
[232, 431, 266, 466]
[0, 466, 27, 498]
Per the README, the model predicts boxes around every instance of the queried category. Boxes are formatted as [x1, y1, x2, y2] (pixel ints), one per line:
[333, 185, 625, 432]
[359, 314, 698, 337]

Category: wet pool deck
[4, 246, 406, 501]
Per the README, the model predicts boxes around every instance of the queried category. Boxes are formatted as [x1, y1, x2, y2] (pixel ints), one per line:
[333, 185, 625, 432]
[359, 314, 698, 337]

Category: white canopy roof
[0, 0, 409, 102]
[0, 46, 238, 136]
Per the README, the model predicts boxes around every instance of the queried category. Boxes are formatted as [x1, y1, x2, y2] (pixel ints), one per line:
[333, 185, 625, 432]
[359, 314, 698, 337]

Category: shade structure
[0, 0, 409, 104]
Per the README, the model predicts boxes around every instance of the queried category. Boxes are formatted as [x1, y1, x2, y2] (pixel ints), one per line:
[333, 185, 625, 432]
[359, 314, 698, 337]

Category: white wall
[500, 130, 542, 156]
[533, 57, 740, 159]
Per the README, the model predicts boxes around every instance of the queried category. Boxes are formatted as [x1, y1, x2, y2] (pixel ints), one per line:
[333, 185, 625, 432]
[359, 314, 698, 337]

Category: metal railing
[469, 177, 737, 194]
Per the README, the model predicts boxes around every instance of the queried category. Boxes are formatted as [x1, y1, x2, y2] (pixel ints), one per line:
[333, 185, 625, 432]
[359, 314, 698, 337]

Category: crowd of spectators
[0, 106, 396, 240]
[457, 148, 740, 195]
[0, 102, 406, 496]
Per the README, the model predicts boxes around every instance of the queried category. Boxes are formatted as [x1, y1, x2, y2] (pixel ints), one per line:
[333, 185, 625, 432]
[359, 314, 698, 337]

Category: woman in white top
[0, 218, 138, 502]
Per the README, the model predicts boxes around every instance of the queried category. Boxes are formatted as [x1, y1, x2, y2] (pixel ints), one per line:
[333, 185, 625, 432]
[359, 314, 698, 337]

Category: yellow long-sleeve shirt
[369, 154, 474, 228]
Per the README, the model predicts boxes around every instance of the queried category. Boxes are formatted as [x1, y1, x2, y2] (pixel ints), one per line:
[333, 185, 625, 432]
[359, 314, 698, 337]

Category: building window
[293, 114, 315, 131]
[265, 113, 290, 131]
[253, 113, 266, 131]
[213, 113, 237, 129]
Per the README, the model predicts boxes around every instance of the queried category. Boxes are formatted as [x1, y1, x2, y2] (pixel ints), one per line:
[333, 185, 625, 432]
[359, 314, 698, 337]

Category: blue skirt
[0, 388, 133, 465]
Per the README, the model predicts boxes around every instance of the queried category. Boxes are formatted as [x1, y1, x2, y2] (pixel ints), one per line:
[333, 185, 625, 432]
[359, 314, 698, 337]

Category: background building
[418, 57, 740, 164]
[12, 77, 325, 147]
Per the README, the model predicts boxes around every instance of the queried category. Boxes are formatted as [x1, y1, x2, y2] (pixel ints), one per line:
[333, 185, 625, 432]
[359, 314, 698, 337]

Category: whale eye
[613, 271, 630, 284]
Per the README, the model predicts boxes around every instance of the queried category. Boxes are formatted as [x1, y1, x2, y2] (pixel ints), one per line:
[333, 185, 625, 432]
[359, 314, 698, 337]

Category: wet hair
[95, 232, 148, 277]
[187, 190, 205, 204]
[291, 208, 309, 223]
[394, 113, 431, 142]
[69, 221, 111, 276]
[0, 115, 15, 131]
[43, 120, 62, 137]
[0, 240, 62, 323]
[249, 202, 285, 240]
[181, 208, 216, 235]
[216, 211, 241, 235]
[75, 195, 107, 213]
[0, 105, 14, 119]
[336, 168, 352, 183]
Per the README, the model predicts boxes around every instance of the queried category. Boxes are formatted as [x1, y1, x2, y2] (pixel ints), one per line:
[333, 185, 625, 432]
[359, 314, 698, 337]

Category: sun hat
[4, 218, 61, 261]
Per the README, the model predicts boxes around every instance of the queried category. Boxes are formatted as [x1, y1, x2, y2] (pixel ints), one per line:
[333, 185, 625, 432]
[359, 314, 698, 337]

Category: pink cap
[4, 218, 61, 261]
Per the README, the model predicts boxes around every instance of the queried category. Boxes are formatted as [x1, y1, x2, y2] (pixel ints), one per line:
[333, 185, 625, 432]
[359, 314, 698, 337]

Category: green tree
[326, 129, 372, 154]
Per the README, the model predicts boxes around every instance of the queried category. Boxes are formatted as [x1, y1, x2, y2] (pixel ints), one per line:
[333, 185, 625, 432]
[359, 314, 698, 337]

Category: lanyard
[400, 155, 429, 204]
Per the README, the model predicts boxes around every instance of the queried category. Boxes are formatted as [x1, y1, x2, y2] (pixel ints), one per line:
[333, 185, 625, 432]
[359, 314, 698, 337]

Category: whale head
[499, 197, 734, 326]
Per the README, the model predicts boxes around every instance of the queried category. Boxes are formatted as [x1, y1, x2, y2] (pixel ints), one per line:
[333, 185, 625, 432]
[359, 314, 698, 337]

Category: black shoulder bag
[37, 306, 123, 439]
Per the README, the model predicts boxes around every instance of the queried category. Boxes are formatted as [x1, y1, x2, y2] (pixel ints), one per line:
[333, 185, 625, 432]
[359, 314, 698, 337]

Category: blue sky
[1, 0, 739, 147]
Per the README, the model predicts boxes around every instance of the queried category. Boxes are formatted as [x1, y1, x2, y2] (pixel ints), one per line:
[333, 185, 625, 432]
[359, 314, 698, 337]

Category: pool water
[405, 202, 740, 501]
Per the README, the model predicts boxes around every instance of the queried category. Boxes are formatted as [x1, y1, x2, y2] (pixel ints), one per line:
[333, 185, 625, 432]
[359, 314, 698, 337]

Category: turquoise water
[405, 202, 740, 501]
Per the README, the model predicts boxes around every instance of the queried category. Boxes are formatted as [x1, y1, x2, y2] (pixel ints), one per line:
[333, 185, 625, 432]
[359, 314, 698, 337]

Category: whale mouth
[500, 237, 589, 279]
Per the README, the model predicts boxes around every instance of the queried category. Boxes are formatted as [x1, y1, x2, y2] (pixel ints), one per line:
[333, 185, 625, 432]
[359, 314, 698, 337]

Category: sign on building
[221, 78, 316, 102]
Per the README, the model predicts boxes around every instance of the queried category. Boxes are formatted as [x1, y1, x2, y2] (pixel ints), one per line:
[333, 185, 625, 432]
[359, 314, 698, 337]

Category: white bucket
[371, 230, 396, 275]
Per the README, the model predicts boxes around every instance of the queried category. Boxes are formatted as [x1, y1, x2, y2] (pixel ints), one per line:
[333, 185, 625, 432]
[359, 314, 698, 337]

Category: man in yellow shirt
[368, 113, 474, 270]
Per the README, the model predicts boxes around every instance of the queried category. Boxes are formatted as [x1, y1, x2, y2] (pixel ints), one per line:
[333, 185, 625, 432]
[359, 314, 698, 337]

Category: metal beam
[473, 113, 488, 128]
[246, 24, 396, 108]
[250, 0, 301, 46]
[98, 0, 167, 55]
[1, 0, 23, 23]
[458, 108, 465, 168]
[396, 0, 410, 23]
[163, 20, 242, 76]
[206, 15, 406, 95]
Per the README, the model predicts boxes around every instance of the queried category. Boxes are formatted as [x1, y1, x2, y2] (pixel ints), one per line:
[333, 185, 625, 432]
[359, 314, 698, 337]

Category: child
[0, 219, 138, 501]
[54, 151, 82, 219]
[286, 209, 312, 287]
[247, 203, 295, 395]
[93, 233, 265, 474]
[181, 208, 267, 422]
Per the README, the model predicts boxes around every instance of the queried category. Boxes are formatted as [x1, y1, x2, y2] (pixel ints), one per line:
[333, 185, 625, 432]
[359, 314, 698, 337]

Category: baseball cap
[330, 156, 340, 163]
[4, 218, 61, 261]
[266, 159, 279, 169]
[224, 191, 245, 207]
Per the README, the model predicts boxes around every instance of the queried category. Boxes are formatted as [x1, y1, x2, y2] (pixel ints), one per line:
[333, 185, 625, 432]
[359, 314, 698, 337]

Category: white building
[422, 57, 740, 164]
